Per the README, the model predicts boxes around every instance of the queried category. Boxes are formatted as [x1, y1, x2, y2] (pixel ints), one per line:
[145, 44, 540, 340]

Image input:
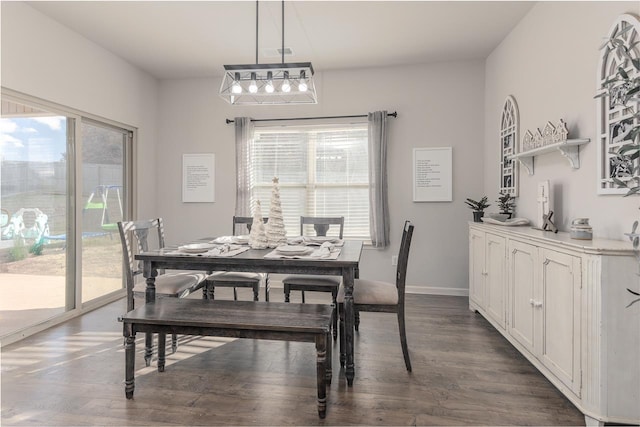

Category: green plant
[465, 196, 490, 212]
[496, 193, 516, 214]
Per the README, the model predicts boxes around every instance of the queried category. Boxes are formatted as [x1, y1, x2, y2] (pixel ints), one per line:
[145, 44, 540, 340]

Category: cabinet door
[539, 248, 581, 396]
[469, 228, 486, 309]
[508, 239, 537, 354]
[485, 233, 506, 329]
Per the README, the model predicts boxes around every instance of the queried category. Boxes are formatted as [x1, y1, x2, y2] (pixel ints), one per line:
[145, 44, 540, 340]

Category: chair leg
[331, 291, 338, 340]
[301, 290, 306, 304]
[171, 334, 178, 354]
[265, 276, 270, 302]
[208, 284, 215, 300]
[253, 284, 259, 301]
[284, 285, 291, 303]
[202, 287, 208, 299]
[233, 287, 238, 301]
[338, 303, 345, 367]
[397, 308, 412, 372]
[355, 308, 360, 331]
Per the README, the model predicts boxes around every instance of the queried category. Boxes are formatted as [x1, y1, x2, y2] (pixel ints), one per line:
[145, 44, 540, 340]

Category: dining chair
[117, 218, 208, 356]
[338, 220, 414, 371]
[282, 216, 344, 339]
[205, 216, 270, 301]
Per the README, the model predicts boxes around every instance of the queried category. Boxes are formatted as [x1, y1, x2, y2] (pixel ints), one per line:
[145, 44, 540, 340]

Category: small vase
[472, 211, 484, 222]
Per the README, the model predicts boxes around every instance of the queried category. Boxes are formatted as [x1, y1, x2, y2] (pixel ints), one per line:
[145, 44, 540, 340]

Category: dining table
[135, 238, 363, 386]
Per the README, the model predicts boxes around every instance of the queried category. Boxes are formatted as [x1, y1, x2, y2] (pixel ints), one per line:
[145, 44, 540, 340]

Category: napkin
[210, 243, 242, 255]
[311, 242, 335, 258]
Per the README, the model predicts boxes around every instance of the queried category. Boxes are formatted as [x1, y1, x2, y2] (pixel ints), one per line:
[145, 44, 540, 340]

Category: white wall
[158, 61, 486, 293]
[1, 2, 160, 220]
[485, 2, 640, 239]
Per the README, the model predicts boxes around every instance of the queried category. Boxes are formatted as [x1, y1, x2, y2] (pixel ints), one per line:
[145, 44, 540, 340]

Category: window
[250, 123, 370, 239]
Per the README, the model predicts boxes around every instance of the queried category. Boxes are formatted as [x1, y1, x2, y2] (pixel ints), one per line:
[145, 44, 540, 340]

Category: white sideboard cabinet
[469, 223, 640, 426]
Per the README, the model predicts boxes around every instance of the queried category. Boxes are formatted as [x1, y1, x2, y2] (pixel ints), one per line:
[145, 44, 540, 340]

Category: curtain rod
[225, 111, 397, 124]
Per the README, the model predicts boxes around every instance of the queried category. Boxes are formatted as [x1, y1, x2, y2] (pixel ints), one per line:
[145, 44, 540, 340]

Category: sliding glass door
[80, 120, 128, 303]
[0, 99, 71, 338]
[0, 94, 133, 343]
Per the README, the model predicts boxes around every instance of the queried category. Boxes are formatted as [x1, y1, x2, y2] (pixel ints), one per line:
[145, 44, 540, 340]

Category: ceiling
[27, 1, 535, 80]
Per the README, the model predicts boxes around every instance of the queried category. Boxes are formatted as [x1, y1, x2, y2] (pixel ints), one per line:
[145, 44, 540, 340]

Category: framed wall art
[182, 153, 215, 203]
[413, 147, 452, 202]
[500, 95, 519, 196]
[596, 14, 640, 194]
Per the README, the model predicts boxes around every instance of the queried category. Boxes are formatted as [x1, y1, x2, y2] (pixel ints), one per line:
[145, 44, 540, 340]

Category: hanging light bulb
[231, 72, 242, 94]
[298, 70, 308, 92]
[265, 71, 274, 93]
[249, 72, 258, 93]
[281, 71, 291, 93]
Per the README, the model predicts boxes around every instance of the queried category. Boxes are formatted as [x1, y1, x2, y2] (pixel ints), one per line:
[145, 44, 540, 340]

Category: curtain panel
[234, 117, 253, 217]
[368, 111, 390, 248]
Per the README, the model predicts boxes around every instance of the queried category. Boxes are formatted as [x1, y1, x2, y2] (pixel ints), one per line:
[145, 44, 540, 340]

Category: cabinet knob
[482, 271, 488, 276]
[529, 299, 543, 308]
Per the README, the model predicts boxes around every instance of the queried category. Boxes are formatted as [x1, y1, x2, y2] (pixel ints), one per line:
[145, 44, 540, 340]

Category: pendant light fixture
[219, 0, 317, 105]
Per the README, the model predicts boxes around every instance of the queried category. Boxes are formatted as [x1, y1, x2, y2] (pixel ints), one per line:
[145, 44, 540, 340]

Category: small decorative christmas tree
[249, 200, 268, 249]
[265, 177, 287, 248]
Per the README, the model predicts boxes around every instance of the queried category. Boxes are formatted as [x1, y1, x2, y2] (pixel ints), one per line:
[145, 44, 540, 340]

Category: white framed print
[413, 147, 452, 202]
[182, 153, 215, 203]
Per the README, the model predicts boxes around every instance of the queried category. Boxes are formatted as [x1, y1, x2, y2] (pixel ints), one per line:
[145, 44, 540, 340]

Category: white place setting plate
[178, 243, 216, 254]
[275, 245, 314, 256]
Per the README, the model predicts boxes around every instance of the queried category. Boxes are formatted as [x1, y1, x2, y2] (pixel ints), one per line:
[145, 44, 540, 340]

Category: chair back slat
[233, 216, 268, 235]
[300, 216, 344, 238]
[117, 218, 165, 312]
[395, 220, 414, 304]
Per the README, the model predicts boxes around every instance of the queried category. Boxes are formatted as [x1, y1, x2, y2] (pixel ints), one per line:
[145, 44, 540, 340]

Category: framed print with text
[413, 147, 452, 202]
[182, 153, 215, 203]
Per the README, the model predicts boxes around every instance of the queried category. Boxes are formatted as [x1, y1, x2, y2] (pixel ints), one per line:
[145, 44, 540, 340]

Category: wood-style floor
[1, 290, 585, 426]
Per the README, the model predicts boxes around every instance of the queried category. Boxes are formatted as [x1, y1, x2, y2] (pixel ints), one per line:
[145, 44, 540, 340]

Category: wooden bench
[121, 298, 333, 418]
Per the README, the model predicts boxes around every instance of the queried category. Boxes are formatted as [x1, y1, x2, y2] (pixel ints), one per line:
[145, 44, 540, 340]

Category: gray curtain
[235, 117, 253, 217]
[368, 111, 390, 248]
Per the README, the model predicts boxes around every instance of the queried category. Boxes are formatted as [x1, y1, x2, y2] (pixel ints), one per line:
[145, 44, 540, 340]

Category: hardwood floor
[1, 290, 584, 426]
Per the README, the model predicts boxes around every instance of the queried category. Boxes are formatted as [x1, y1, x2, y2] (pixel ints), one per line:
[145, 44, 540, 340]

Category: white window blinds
[251, 123, 370, 240]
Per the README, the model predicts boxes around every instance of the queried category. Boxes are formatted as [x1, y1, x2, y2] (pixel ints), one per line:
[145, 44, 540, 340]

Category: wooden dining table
[135, 239, 363, 386]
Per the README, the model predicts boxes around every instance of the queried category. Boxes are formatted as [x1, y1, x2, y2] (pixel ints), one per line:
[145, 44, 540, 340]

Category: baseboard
[406, 285, 469, 297]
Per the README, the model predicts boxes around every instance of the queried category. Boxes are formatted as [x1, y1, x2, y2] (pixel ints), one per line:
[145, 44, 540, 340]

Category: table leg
[342, 267, 355, 386]
[124, 326, 135, 399]
[316, 334, 327, 419]
[143, 262, 158, 367]
[157, 332, 166, 372]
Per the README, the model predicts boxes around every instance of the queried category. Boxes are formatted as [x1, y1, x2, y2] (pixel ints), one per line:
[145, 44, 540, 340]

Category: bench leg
[144, 332, 153, 367]
[158, 333, 166, 372]
[325, 331, 332, 385]
[315, 335, 327, 419]
[338, 303, 345, 367]
[124, 332, 135, 399]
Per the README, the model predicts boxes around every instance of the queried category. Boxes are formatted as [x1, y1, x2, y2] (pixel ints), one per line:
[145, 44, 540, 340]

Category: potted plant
[465, 196, 490, 222]
[496, 193, 516, 219]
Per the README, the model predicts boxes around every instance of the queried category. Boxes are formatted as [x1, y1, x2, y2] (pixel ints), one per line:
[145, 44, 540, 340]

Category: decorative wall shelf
[507, 138, 590, 175]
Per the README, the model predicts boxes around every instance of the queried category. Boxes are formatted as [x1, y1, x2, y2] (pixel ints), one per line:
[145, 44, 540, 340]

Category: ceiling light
[219, 0, 317, 105]
[281, 71, 291, 93]
[231, 72, 242, 94]
[249, 72, 258, 93]
[265, 71, 275, 93]
[298, 70, 308, 92]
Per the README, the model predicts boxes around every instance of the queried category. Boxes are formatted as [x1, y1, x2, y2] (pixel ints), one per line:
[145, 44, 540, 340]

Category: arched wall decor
[500, 95, 519, 196]
[597, 14, 640, 194]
